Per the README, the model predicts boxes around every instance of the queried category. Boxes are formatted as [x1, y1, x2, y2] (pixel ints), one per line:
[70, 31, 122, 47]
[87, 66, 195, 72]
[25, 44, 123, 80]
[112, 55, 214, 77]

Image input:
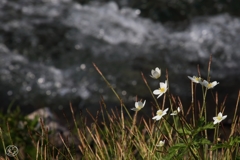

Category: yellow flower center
[157, 110, 163, 116]
[159, 88, 165, 92]
[207, 83, 212, 88]
[172, 111, 177, 115]
[153, 72, 159, 76]
[216, 116, 222, 121]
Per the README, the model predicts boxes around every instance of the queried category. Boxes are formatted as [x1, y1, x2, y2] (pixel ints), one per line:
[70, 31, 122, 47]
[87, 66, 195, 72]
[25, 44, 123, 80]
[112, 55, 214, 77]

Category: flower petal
[131, 108, 138, 111]
[157, 93, 163, 98]
[163, 108, 169, 113]
[135, 102, 138, 108]
[156, 67, 160, 73]
[222, 115, 227, 120]
[143, 100, 146, 106]
[153, 90, 160, 95]
[153, 115, 162, 121]
[177, 107, 180, 112]
[218, 112, 223, 117]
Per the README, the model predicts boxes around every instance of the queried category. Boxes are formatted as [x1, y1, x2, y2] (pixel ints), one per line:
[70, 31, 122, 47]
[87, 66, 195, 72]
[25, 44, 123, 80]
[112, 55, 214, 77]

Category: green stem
[141, 72, 160, 109]
[0, 128, 7, 160]
[213, 123, 219, 158]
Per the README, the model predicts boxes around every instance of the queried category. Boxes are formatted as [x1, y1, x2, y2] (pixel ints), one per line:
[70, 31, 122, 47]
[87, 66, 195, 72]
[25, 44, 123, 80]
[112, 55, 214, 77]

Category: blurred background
[0, 0, 240, 122]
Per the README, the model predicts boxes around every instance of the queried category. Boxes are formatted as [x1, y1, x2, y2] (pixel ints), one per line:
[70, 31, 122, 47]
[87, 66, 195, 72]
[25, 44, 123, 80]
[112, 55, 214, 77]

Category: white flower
[170, 107, 181, 116]
[188, 76, 202, 83]
[153, 80, 168, 98]
[152, 108, 169, 121]
[150, 67, 161, 79]
[156, 140, 165, 147]
[131, 100, 146, 111]
[213, 112, 227, 125]
[200, 80, 219, 89]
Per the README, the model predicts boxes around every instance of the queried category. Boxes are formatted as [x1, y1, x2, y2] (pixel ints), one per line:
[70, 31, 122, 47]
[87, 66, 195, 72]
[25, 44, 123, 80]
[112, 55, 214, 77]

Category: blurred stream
[0, 0, 240, 122]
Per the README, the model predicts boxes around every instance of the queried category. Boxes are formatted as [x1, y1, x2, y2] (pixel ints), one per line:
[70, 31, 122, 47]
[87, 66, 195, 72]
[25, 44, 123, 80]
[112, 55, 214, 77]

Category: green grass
[1, 56, 240, 159]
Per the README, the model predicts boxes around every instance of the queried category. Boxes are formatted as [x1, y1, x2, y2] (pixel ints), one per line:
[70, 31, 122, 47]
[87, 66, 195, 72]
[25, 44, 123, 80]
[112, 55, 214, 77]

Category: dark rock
[26, 107, 77, 147]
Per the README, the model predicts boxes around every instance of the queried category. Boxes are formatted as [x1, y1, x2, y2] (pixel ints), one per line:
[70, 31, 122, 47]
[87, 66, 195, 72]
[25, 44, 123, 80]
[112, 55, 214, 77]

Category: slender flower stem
[191, 82, 196, 127]
[59, 133, 75, 160]
[229, 90, 240, 138]
[129, 110, 138, 140]
[93, 63, 132, 120]
[0, 128, 7, 160]
[141, 72, 160, 109]
[203, 55, 212, 159]
[213, 123, 219, 158]
[178, 117, 199, 159]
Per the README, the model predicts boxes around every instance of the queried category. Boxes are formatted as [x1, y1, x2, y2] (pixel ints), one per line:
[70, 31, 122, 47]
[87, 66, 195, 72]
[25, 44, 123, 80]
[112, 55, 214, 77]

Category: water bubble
[80, 64, 86, 70]
[46, 90, 51, 95]
[38, 78, 45, 84]
[8, 65, 14, 70]
[26, 72, 35, 79]
[134, 9, 141, 15]
[72, 88, 77, 92]
[131, 80, 137, 85]
[58, 105, 63, 110]
[7, 90, 13, 96]
[26, 86, 32, 91]
[121, 90, 127, 95]
[55, 82, 62, 88]
[75, 44, 82, 50]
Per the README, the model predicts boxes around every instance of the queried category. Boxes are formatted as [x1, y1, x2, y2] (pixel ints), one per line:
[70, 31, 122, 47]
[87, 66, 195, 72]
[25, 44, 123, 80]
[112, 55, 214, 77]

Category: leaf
[211, 136, 240, 151]
[164, 143, 188, 160]
[197, 117, 205, 126]
[211, 143, 230, 150]
[225, 136, 240, 147]
[192, 122, 215, 136]
[193, 138, 211, 147]
[201, 122, 215, 130]
[169, 143, 187, 152]
[177, 127, 192, 135]
[233, 137, 240, 143]
[198, 138, 211, 145]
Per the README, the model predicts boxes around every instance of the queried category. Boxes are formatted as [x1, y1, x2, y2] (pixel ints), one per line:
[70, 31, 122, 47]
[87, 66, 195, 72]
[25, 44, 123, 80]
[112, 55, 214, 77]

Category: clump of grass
[0, 107, 80, 159]
[1, 56, 240, 159]
[86, 56, 240, 160]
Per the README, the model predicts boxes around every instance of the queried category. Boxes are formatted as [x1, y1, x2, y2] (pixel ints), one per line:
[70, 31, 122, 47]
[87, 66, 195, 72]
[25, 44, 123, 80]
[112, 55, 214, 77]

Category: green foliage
[193, 122, 215, 136]
[0, 106, 77, 159]
[0, 107, 39, 158]
[168, 143, 188, 158]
